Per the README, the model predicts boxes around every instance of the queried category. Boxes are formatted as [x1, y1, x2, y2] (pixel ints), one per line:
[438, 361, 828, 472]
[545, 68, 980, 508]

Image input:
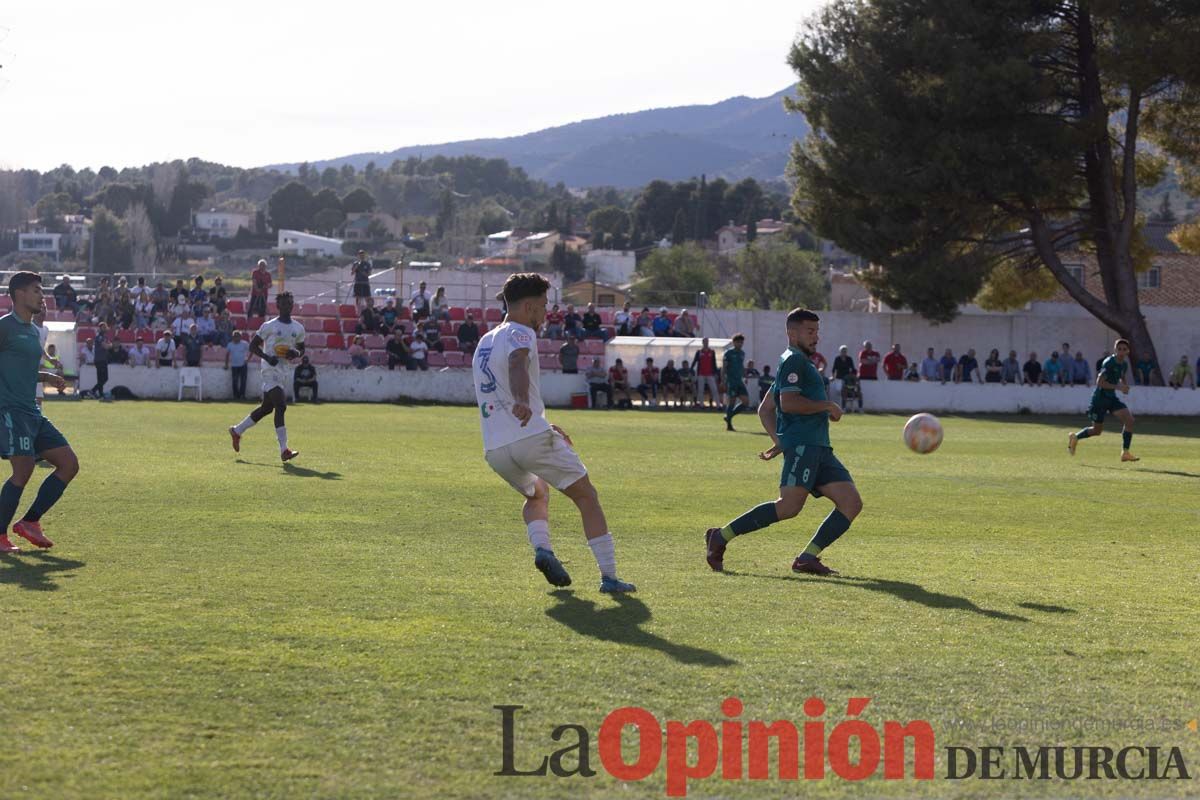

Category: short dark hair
[8, 271, 42, 297]
[732, 333, 745, 341]
[498, 272, 551, 305]
[786, 308, 821, 326]
[1115, 338, 1131, 350]
[277, 291, 294, 304]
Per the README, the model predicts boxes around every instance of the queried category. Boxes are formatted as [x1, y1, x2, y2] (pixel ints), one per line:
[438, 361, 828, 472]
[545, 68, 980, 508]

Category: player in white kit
[228, 291, 304, 461]
[473, 273, 635, 593]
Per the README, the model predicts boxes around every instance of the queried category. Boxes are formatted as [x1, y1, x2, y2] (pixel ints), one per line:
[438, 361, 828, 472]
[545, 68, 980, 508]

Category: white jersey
[256, 316, 305, 391]
[472, 321, 550, 451]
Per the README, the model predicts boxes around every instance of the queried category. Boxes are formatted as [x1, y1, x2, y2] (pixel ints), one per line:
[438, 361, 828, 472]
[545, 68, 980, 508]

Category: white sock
[233, 415, 256, 435]
[588, 533, 617, 579]
[526, 519, 551, 552]
[276, 426, 288, 452]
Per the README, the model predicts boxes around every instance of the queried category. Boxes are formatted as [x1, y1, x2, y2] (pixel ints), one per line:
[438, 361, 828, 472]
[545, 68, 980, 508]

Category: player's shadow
[234, 459, 342, 480]
[0, 552, 86, 592]
[724, 570, 1027, 622]
[545, 590, 736, 667]
[1080, 464, 1200, 480]
[1018, 602, 1076, 614]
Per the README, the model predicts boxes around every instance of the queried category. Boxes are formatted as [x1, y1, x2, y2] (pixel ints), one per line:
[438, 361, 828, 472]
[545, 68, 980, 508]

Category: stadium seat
[322, 318, 340, 333]
[449, 307, 465, 321]
[267, 302, 278, 316]
[44, 298, 56, 311]
[398, 306, 412, 321]
[539, 355, 559, 371]
[76, 327, 95, 342]
[484, 308, 503, 323]
[339, 304, 357, 318]
[364, 335, 385, 349]
[232, 316, 248, 329]
[202, 346, 224, 363]
[117, 329, 136, 343]
[368, 350, 387, 366]
[602, 326, 616, 339]
[440, 336, 459, 352]
[445, 351, 465, 367]
[599, 310, 613, 324]
[227, 300, 245, 314]
[318, 303, 339, 317]
[305, 333, 327, 348]
[299, 304, 319, 317]
[308, 349, 332, 365]
[581, 340, 605, 355]
[537, 339, 556, 354]
[330, 350, 352, 367]
[326, 334, 344, 349]
[427, 352, 446, 367]
[342, 320, 358, 334]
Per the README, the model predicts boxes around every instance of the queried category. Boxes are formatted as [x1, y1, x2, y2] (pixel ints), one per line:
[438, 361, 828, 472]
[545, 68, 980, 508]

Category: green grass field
[1, 402, 1197, 799]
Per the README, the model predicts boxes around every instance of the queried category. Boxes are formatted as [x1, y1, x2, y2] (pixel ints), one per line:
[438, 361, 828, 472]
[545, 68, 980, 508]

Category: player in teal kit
[705, 308, 863, 575]
[722, 333, 750, 431]
[0, 272, 79, 553]
[1069, 338, 1139, 462]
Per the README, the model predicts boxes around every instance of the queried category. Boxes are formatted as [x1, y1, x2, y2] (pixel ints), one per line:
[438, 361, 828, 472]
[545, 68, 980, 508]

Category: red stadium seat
[398, 306, 412, 321]
[326, 334, 344, 349]
[581, 340, 605, 355]
[232, 316, 248, 329]
[538, 355, 559, 371]
[44, 297, 56, 311]
[305, 333, 327, 348]
[227, 300, 245, 314]
[449, 307, 465, 321]
[267, 302, 278, 316]
[202, 346, 224, 363]
[318, 304, 338, 317]
[438, 320, 451, 336]
[76, 327, 95, 341]
[330, 350, 351, 367]
[308, 349, 333, 365]
[484, 308, 503, 323]
[440, 336, 459, 352]
[298, 304, 319, 317]
[322, 318, 340, 333]
[425, 352, 445, 368]
[369, 350, 387, 366]
[445, 351, 465, 367]
[599, 310, 613, 324]
[364, 335, 385, 349]
[342, 320, 357, 333]
[117, 329, 136, 343]
[339, 304, 357, 318]
[537, 339, 556, 353]
[466, 306, 482, 320]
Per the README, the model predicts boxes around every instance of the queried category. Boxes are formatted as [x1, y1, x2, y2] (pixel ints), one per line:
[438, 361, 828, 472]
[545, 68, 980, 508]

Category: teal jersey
[773, 347, 830, 449]
[1095, 356, 1127, 400]
[723, 347, 746, 383]
[0, 313, 45, 416]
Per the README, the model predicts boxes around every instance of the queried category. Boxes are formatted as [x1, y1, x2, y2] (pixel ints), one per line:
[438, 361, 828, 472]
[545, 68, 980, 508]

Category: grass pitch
[1, 402, 1197, 799]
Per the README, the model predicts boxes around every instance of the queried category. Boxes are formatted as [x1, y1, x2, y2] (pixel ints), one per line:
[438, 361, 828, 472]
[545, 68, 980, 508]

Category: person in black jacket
[293, 356, 319, 403]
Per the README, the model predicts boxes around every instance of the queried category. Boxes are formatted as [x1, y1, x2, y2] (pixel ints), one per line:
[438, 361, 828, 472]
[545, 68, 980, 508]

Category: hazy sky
[0, 0, 823, 172]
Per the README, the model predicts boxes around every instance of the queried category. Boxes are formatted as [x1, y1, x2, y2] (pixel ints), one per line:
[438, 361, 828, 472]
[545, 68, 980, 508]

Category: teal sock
[0, 480, 25, 531]
[720, 502, 779, 540]
[1075, 429, 1092, 440]
[22, 475, 67, 523]
[802, 509, 852, 557]
[1122, 430, 1133, 450]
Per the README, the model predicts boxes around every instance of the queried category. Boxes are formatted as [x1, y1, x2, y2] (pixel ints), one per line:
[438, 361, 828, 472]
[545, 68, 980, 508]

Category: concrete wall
[74, 364, 1200, 415]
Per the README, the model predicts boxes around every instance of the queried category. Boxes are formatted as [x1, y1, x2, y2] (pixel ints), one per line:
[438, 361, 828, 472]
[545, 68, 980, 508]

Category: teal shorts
[780, 445, 853, 496]
[1, 409, 70, 458]
[1087, 394, 1128, 424]
[727, 381, 748, 398]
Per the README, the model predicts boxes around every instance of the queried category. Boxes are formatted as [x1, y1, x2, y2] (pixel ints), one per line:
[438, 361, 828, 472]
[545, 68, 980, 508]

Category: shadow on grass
[1079, 464, 1200, 480]
[723, 570, 1028, 622]
[0, 551, 86, 591]
[1018, 602, 1076, 614]
[545, 590, 736, 667]
[234, 459, 342, 480]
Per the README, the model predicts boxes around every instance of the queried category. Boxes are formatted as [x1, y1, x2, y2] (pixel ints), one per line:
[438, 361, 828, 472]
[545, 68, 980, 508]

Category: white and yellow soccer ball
[903, 413, 943, 454]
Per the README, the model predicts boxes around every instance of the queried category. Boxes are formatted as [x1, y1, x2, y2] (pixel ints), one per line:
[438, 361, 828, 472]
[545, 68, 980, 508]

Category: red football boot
[13, 520, 54, 549]
[0, 534, 20, 553]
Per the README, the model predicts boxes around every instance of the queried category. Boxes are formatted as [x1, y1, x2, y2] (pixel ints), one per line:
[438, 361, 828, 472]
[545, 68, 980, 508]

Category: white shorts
[261, 366, 289, 395]
[485, 430, 588, 497]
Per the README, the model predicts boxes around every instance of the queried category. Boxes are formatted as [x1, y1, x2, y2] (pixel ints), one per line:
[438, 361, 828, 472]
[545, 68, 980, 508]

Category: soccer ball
[903, 413, 943, 454]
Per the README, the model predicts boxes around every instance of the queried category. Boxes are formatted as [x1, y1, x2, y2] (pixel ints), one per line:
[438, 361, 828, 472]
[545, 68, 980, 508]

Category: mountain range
[264, 88, 808, 188]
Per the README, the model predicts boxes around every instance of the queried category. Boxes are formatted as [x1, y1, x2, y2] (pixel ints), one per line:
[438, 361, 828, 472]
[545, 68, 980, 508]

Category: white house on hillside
[194, 210, 253, 239]
[277, 229, 343, 258]
[716, 219, 787, 256]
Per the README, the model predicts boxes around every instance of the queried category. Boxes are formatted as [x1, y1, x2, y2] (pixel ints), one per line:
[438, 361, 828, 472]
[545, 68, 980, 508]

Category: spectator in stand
[431, 286, 451, 321]
[635, 307, 654, 336]
[378, 299, 399, 333]
[410, 335, 429, 370]
[107, 335, 129, 365]
[128, 336, 153, 367]
[586, 358, 613, 408]
[93, 291, 115, 327]
[226, 330, 250, 399]
[249, 260, 272, 318]
[150, 281, 170, 315]
[904, 361, 921, 381]
[214, 310, 234, 347]
[351, 250, 373, 310]
[170, 291, 190, 320]
[637, 357, 660, 406]
[189, 275, 209, 316]
[1133, 353, 1157, 386]
[156, 331, 175, 368]
[387, 329, 413, 370]
[358, 303, 379, 335]
[421, 316, 444, 353]
[54, 276, 79, 313]
[116, 293, 135, 330]
[1169, 355, 1195, 389]
[883, 343, 907, 380]
[919, 347, 940, 381]
[614, 302, 633, 335]
[294, 355, 319, 402]
[1070, 351, 1091, 386]
[660, 359, 682, 406]
[677, 358, 696, 405]
[410, 281, 431, 320]
[939, 348, 957, 383]
[958, 348, 982, 384]
[196, 309, 218, 344]
[91, 323, 111, 398]
[562, 304, 583, 339]
[1001, 350, 1023, 384]
[78, 338, 95, 369]
[581, 302, 609, 340]
[984, 349, 1003, 383]
[348, 335, 369, 369]
[172, 311, 194, 339]
[692, 338, 720, 408]
[831, 345, 855, 383]
[757, 364, 774, 405]
[1041, 351, 1064, 385]
[134, 294, 154, 329]
[1023, 352, 1042, 385]
[559, 335, 581, 374]
[169, 278, 187, 305]
[181, 324, 203, 367]
[457, 313, 480, 354]
[743, 359, 760, 398]
[211, 276, 228, 314]
[609, 358, 633, 408]
[543, 304, 565, 339]
[675, 308, 696, 337]
[652, 307, 674, 337]
[858, 340, 881, 380]
[831, 345, 863, 413]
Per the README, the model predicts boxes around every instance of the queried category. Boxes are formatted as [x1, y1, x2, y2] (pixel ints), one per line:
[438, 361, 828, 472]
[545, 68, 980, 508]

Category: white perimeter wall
[75, 364, 1200, 415]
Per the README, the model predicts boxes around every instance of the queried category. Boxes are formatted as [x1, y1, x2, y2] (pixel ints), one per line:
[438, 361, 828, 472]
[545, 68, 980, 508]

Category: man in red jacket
[692, 338, 720, 408]
[858, 340, 881, 380]
[882, 343, 907, 381]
